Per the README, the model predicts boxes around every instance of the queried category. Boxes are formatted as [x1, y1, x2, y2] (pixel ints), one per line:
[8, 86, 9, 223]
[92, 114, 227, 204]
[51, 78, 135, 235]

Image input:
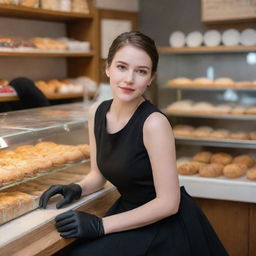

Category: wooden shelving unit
[0, 51, 94, 57]
[158, 45, 256, 54]
[0, 4, 92, 21]
[0, 93, 83, 102]
[0, 0, 100, 104]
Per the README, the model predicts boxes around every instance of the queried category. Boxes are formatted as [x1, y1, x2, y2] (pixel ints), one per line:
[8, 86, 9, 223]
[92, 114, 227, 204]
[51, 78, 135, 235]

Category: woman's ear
[105, 64, 110, 78]
[149, 72, 156, 85]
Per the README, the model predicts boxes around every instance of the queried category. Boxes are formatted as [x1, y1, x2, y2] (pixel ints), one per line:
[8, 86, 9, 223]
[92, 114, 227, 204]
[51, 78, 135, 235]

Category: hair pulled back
[106, 31, 159, 74]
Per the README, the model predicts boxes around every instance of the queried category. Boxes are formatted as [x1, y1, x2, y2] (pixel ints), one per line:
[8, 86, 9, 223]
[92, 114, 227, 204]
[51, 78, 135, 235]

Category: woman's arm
[77, 101, 107, 196]
[102, 112, 180, 234]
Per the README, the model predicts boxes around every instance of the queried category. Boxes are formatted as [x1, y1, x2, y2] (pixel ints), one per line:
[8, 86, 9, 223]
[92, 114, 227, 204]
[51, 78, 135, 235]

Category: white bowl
[240, 29, 256, 46]
[203, 30, 222, 47]
[222, 29, 240, 46]
[186, 31, 203, 47]
[169, 31, 186, 48]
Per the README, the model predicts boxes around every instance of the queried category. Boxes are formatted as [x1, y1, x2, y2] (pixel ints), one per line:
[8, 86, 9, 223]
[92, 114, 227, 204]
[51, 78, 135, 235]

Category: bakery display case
[0, 103, 119, 255]
[158, 47, 256, 255]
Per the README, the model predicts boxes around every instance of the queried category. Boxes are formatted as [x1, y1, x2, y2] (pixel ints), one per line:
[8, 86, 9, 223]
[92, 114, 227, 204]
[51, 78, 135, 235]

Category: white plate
[240, 29, 256, 46]
[203, 30, 221, 47]
[186, 31, 203, 47]
[169, 31, 185, 47]
[222, 29, 240, 46]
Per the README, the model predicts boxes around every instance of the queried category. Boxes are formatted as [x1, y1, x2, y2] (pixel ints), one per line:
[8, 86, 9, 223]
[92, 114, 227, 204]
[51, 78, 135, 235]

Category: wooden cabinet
[0, 1, 100, 103]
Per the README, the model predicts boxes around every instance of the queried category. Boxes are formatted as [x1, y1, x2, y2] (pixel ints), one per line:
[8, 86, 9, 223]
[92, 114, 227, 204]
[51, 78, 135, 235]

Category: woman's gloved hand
[55, 210, 105, 239]
[39, 184, 82, 209]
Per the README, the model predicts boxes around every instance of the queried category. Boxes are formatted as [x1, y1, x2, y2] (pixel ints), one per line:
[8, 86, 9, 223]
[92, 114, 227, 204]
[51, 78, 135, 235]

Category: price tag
[0, 137, 8, 149]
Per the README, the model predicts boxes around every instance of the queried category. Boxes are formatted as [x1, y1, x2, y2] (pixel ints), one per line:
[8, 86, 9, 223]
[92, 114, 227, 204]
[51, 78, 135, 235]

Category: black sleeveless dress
[68, 99, 228, 256]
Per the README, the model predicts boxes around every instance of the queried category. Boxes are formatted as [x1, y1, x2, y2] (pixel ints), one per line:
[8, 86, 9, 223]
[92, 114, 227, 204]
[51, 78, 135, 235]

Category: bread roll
[235, 81, 254, 88]
[192, 151, 212, 163]
[245, 107, 256, 115]
[214, 77, 234, 87]
[193, 126, 213, 138]
[173, 125, 194, 137]
[249, 131, 256, 140]
[247, 168, 256, 181]
[231, 106, 246, 115]
[178, 162, 198, 175]
[233, 155, 255, 168]
[192, 77, 214, 87]
[210, 153, 233, 165]
[209, 129, 229, 139]
[229, 132, 250, 140]
[223, 164, 246, 178]
[167, 77, 192, 87]
[199, 163, 224, 177]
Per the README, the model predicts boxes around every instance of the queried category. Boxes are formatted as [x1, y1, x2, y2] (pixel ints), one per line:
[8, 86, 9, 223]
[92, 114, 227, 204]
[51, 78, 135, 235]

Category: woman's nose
[124, 70, 134, 84]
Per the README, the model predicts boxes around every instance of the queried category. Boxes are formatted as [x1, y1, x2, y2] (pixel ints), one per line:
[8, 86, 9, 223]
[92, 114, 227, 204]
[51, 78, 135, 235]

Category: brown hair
[106, 31, 159, 74]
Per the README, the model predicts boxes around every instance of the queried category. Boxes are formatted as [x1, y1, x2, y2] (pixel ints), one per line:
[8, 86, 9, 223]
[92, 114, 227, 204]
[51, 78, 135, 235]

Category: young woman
[39, 31, 228, 255]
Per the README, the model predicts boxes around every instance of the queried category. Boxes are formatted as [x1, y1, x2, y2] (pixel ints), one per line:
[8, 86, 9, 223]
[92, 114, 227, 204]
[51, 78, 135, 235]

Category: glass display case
[0, 102, 91, 225]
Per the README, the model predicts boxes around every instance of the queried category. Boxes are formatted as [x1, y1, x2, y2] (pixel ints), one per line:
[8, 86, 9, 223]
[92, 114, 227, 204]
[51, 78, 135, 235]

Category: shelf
[0, 158, 90, 191]
[179, 175, 256, 203]
[0, 51, 94, 57]
[0, 93, 83, 102]
[0, 95, 17, 102]
[175, 137, 256, 149]
[0, 4, 92, 21]
[164, 86, 256, 91]
[158, 45, 256, 54]
[164, 111, 256, 120]
[47, 93, 83, 100]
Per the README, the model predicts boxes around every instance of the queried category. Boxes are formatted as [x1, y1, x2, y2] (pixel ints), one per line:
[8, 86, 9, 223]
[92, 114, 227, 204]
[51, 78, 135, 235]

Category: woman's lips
[119, 86, 135, 93]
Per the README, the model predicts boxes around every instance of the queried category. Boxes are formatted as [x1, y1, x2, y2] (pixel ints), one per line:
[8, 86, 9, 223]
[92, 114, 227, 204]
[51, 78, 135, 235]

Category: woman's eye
[137, 69, 147, 75]
[117, 65, 126, 71]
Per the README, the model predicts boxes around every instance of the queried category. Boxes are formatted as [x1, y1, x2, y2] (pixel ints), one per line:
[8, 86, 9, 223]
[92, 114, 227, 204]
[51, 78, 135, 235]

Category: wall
[95, 0, 139, 11]
[138, 0, 256, 99]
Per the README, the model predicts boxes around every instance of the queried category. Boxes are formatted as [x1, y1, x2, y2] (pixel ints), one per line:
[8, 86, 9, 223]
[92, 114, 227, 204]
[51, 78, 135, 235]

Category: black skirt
[65, 187, 228, 256]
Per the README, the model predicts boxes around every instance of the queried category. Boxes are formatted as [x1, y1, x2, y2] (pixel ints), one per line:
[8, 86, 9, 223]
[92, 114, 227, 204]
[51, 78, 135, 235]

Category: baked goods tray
[179, 175, 256, 203]
[164, 112, 256, 120]
[164, 86, 256, 91]
[0, 159, 90, 191]
[175, 137, 256, 149]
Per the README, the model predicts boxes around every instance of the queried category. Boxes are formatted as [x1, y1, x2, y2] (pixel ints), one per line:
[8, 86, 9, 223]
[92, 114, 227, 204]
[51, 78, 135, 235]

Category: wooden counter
[0, 185, 120, 256]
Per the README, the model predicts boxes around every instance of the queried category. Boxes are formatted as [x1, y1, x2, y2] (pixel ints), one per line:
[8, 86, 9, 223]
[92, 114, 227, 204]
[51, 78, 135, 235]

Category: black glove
[39, 184, 82, 209]
[55, 210, 105, 239]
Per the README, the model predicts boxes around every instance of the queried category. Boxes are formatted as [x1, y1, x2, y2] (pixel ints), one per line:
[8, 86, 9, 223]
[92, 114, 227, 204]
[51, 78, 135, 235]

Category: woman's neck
[109, 97, 145, 121]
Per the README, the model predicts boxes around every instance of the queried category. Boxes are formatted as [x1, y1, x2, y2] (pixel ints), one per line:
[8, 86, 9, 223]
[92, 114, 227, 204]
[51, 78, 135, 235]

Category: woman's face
[106, 45, 154, 102]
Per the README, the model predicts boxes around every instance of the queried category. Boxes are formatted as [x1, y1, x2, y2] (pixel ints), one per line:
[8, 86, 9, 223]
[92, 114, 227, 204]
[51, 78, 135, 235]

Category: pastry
[192, 77, 214, 87]
[167, 77, 192, 87]
[245, 107, 256, 115]
[199, 163, 224, 177]
[249, 131, 256, 140]
[212, 104, 231, 114]
[247, 168, 256, 181]
[192, 151, 212, 163]
[235, 81, 254, 88]
[231, 106, 246, 115]
[166, 100, 193, 113]
[77, 144, 90, 157]
[223, 164, 247, 178]
[228, 132, 250, 140]
[210, 153, 233, 165]
[178, 162, 198, 175]
[173, 125, 194, 137]
[209, 129, 229, 139]
[192, 102, 214, 114]
[233, 155, 255, 168]
[193, 126, 213, 138]
[214, 77, 234, 87]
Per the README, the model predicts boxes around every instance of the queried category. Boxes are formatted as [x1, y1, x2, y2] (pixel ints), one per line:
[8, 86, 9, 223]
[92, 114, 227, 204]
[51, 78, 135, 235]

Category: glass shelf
[0, 158, 90, 191]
